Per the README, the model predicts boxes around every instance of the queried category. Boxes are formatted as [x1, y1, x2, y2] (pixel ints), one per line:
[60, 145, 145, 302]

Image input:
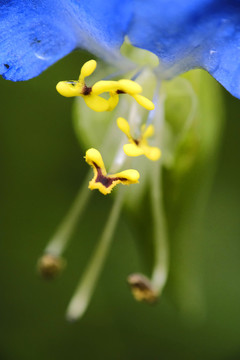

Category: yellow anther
[141, 124, 154, 138]
[85, 148, 140, 195]
[106, 93, 119, 111]
[85, 148, 105, 170]
[56, 60, 110, 111]
[84, 94, 110, 112]
[92, 80, 119, 95]
[117, 117, 161, 161]
[79, 59, 97, 80]
[57, 60, 154, 112]
[117, 79, 142, 94]
[117, 117, 131, 138]
[56, 60, 96, 99]
[132, 94, 155, 111]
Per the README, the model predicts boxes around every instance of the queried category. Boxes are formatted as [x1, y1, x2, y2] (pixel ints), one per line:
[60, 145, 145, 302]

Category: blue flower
[1, 0, 240, 98]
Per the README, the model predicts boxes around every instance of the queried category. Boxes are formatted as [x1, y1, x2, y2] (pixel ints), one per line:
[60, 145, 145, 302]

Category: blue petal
[0, 0, 132, 81]
[128, 0, 240, 98]
[2, 0, 240, 99]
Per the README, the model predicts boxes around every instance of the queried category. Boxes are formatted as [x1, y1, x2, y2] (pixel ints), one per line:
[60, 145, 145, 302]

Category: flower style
[56, 59, 154, 112]
[85, 148, 140, 195]
[117, 117, 161, 161]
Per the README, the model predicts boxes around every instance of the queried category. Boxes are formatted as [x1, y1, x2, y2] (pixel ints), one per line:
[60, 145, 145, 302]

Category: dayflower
[117, 116, 161, 161]
[85, 148, 140, 195]
[0, 1, 233, 321]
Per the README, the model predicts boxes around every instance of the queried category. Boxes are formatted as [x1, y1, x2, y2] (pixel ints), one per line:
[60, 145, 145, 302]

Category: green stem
[66, 188, 125, 321]
[45, 172, 92, 257]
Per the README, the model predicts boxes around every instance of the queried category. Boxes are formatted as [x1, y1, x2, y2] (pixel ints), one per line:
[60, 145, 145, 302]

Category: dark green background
[0, 51, 240, 360]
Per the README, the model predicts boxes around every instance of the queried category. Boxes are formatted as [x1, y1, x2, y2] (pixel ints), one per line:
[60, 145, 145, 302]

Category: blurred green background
[1, 50, 240, 360]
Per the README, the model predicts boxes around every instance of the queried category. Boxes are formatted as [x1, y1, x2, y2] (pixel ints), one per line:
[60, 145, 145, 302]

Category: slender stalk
[150, 161, 169, 294]
[150, 86, 169, 294]
[44, 172, 92, 257]
[66, 188, 125, 321]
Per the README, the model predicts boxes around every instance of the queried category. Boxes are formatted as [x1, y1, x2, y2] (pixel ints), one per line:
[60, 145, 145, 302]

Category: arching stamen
[127, 87, 169, 302]
[150, 161, 169, 294]
[150, 89, 169, 295]
[44, 174, 91, 257]
[37, 174, 92, 278]
[66, 188, 125, 321]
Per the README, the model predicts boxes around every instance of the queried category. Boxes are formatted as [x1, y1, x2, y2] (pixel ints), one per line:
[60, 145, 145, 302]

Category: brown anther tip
[37, 254, 66, 280]
[127, 273, 158, 304]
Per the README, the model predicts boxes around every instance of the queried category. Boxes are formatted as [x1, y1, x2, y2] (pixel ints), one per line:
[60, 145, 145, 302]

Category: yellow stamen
[117, 117, 161, 161]
[85, 148, 140, 195]
[56, 60, 155, 112]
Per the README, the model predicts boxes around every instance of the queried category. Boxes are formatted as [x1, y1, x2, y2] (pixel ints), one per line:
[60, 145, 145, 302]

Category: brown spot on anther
[93, 163, 127, 188]
[133, 139, 140, 145]
[116, 89, 125, 94]
[4, 64, 9, 69]
[82, 84, 92, 95]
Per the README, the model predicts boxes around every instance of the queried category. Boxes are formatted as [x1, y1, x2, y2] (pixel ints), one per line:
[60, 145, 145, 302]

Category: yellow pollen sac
[132, 94, 155, 111]
[91, 80, 120, 95]
[85, 148, 140, 195]
[107, 79, 154, 111]
[117, 79, 142, 94]
[117, 117, 161, 161]
[56, 80, 82, 97]
[56, 59, 155, 112]
[79, 59, 97, 80]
